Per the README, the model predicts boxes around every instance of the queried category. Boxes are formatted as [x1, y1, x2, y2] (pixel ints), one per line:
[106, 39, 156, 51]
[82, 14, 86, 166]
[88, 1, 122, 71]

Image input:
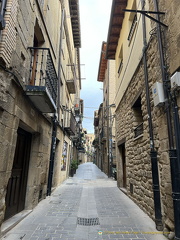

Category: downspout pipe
[171, 94, 180, 240]
[47, 7, 65, 196]
[47, 115, 57, 196]
[153, 1, 180, 238]
[141, 0, 163, 230]
[107, 61, 111, 177]
[57, 8, 65, 121]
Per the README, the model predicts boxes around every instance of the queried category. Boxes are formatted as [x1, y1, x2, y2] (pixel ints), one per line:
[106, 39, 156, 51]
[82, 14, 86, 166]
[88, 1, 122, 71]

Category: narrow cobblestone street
[1, 163, 167, 240]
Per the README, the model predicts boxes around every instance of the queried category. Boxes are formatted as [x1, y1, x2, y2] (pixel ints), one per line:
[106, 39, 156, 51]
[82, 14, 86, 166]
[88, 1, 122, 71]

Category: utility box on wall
[152, 82, 165, 107]
[171, 71, 180, 89]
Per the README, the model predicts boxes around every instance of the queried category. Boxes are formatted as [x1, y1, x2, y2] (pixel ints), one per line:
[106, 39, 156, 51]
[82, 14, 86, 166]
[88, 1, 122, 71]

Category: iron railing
[128, 14, 137, 42]
[118, 60, 123, 77]
[28, 47, 58, 105]
[134, 122, 143, 138]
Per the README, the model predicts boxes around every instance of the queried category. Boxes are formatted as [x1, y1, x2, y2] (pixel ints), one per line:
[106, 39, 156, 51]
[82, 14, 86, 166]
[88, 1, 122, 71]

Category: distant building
[93, 42, 116, 177]
[84, 133, 95, 163]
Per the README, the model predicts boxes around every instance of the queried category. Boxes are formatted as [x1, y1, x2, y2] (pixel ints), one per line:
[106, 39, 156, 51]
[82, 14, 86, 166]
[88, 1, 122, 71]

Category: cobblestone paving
[1, 163, 167, 240]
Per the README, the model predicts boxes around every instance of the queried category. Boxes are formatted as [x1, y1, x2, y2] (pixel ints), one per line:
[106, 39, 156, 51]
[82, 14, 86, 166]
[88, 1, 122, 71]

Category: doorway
[118, 143, 126, 188]
[5, 128, 32, 220]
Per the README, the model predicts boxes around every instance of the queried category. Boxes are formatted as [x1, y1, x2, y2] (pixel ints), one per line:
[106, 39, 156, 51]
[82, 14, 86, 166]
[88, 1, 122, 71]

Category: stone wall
[0, 69, 52, 225]
[0, 0, 64, 232]
[116, 31, 174, 230]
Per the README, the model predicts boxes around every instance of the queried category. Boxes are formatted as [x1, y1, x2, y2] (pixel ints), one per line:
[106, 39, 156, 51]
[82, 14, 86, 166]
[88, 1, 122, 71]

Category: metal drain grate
[77, 217, 100, 226]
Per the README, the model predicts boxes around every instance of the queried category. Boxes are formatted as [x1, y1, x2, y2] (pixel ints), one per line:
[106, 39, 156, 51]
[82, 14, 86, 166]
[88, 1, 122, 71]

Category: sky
[79, 0, 112, 133]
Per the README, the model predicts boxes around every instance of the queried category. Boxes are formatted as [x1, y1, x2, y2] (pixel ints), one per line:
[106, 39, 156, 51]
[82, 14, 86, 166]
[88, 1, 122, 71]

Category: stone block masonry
[115, 34, 173, 231]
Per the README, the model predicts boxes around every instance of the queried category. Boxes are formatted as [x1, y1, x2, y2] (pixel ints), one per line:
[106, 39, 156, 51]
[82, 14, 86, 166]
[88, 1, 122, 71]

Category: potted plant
[70, 159, 78, 177]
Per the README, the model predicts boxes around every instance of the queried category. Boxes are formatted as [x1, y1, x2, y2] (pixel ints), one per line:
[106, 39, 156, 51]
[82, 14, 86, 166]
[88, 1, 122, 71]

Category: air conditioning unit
[170, 71, 180, 89]
[152, 82, 165, 107]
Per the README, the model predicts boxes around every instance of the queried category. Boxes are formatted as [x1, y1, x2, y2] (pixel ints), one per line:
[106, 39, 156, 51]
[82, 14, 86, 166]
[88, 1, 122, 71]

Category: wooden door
[5, 128, 31, 220]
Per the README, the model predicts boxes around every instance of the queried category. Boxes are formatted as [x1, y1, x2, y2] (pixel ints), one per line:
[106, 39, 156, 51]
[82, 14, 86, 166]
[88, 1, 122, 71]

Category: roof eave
[97, 41, 107, 82]
[106, 0, 127, 60]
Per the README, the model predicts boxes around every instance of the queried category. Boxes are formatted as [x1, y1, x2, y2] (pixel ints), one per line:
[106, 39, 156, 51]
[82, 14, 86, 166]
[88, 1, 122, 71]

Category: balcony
[25, 47, 58, 113]
[69, 0, 81, 48]
[74, 99, 80, 115]
[92, 138, 99, 148]
[100, 128, 107, 142]
[127, 14, 137, 43]
[72, 125, 80, 142]
[66, 64, 76, 94]
[66, 79, 76, 94]
[64, 112, 76, 135]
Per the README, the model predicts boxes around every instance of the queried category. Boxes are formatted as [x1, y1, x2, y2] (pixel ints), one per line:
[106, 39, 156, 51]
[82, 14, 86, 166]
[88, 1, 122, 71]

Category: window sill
[133, 134, 143, 141]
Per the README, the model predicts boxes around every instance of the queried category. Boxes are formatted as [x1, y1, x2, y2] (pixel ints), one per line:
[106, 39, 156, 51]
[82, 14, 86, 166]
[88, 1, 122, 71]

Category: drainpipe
[153, 1, 180, 238]
[47, 115, 57, 196]
[141, 0, 163, 230]
[57, 8, 65, 121]
[171, 94, 180, 239]
[107, 61, 110, 177]
[47, 7, 65, 196]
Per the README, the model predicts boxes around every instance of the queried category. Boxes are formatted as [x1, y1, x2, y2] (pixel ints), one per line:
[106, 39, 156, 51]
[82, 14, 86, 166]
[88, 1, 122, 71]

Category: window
[0, 0, 7, 15]
[118, 46, 123, 77]
[0, 0, 7, 30]
[127, 0, 137, 44]
[128, 14, 137, 42]
[38, 0, 44, 6]
[132, 96, 143, 138]
[61, 28, 66, 59]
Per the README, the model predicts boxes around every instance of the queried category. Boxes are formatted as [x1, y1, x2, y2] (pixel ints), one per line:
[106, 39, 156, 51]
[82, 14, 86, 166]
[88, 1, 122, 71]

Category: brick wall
[0, 0, 18, 67]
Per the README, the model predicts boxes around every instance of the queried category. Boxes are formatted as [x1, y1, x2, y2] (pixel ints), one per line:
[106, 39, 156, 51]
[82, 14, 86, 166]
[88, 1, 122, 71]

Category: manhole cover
[77, 217, 100, 226]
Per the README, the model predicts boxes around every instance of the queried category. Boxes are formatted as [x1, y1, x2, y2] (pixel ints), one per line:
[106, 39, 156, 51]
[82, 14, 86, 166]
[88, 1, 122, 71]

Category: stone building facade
[0, 0, 82, 234]
[106, 0, 180, 238]
[84, 133, 94, 163]
[95, 42, 116, 177]
[93, 105, 103, 169]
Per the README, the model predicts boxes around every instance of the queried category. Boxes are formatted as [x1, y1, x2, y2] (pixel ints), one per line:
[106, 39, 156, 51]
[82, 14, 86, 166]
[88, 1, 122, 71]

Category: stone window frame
[131, 92, 143, 139]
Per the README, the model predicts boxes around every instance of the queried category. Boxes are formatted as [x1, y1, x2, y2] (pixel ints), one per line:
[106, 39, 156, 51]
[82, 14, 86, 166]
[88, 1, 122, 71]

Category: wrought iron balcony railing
[25, 47, 58, 113]
[128, 14, 137, 42]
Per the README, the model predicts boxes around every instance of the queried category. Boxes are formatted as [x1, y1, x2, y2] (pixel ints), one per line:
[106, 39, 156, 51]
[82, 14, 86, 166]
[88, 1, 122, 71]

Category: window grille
[128, 14, 137, 42]
[118, 60, 123, 77]
[134, 122, 143, 138]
